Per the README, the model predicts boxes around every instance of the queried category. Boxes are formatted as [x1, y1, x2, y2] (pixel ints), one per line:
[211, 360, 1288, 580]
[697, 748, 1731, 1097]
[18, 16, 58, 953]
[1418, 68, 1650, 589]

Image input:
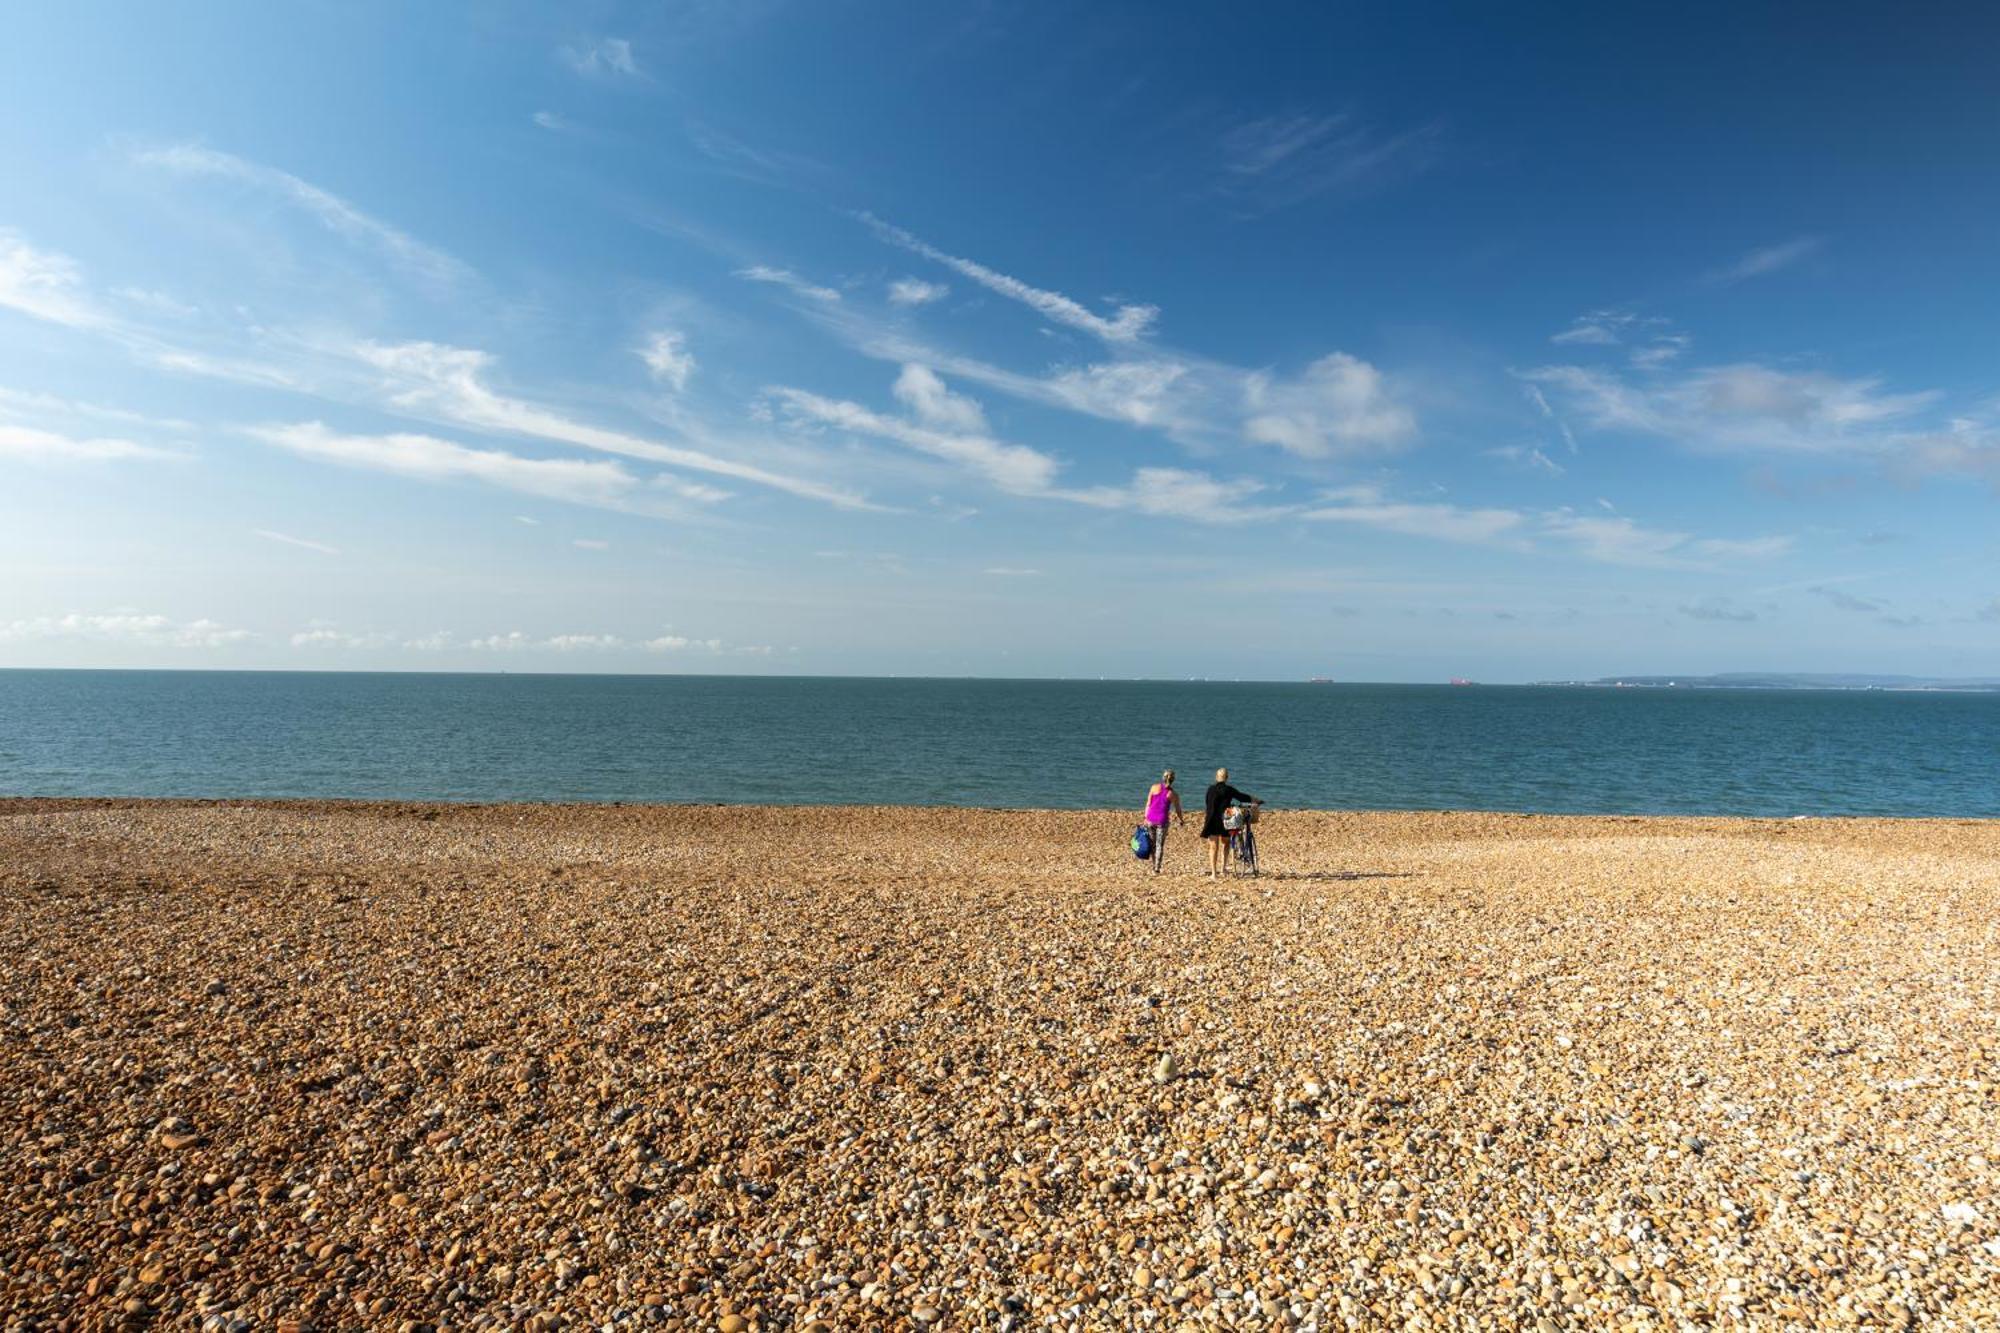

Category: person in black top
[1201, 767, 1260, 878]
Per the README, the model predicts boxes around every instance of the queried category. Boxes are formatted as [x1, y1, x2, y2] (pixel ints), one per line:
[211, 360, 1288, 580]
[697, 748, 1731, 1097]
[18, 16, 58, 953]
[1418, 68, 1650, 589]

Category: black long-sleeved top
[1201, 781, 1257, 837]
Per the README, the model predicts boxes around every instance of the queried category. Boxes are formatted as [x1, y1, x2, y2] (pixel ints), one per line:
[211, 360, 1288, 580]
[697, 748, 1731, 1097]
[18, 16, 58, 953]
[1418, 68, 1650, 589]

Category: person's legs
[1206, 834, 1222, 878]
[1150, 822, 1167, 873]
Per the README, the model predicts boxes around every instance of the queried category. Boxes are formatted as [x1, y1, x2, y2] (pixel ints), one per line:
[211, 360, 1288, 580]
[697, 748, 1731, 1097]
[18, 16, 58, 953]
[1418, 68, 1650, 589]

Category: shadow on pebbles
[2, 799, 1997, 1330]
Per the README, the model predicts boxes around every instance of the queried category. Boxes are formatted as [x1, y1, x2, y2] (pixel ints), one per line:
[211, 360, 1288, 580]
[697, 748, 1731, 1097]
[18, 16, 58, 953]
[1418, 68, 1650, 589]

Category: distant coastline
[1531, 672, 2000, 692]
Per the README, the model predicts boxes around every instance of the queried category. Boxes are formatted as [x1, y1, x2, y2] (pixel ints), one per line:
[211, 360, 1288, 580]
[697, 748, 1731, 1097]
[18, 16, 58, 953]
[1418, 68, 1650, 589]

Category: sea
[1, 670, 1996, 818]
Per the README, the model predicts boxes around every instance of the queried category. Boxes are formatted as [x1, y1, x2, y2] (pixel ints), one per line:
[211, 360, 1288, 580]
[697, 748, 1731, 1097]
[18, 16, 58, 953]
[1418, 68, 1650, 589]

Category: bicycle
[1223, 801, 1262, 876]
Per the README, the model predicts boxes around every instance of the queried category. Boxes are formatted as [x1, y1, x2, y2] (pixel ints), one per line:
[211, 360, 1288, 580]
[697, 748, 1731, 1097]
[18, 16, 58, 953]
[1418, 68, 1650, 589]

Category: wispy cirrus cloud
[1706, 235, 1822, 286]
[735, 265, 842, 303]
[861, 213, 1158, 342]
[1213, 111, 1443, 215]
[810, 270, 1415, 460]
[770, 381, 1060, 495]
[1484, 444, 1565, 476]
[134, 144, 471, 286]
[560, 37, 638, 78]
[1303, 486, 1528, 547]
[249, 420, 696, 515]
[0, 231, 108, 329]
[352, 340, 868, 508]
[772, 365, 1274, 522]
[0, 422, 184, 463]
[1521, 360, 1938, 455]
[253, 528, 339, 556]
[1539, 511, 1792, 569]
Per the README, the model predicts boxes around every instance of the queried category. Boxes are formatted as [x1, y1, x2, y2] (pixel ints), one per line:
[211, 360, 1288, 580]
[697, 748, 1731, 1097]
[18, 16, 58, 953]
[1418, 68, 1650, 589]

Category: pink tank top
[1145, 784, 1173, 823]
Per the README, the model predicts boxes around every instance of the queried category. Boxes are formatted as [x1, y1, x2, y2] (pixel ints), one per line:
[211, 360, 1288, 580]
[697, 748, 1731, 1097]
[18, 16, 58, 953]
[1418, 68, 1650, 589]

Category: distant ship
[1306, 676, 1336, 684]
[1449, 677, 1476, 686]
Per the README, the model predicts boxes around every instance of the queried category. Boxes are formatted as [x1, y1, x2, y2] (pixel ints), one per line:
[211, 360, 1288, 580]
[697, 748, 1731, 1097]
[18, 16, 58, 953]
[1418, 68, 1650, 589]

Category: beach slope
[3, 801, 1996, 1329]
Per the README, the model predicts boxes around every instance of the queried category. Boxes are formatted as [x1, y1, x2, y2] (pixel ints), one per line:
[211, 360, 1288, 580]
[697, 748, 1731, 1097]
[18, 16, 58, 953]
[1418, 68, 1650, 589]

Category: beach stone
[1, 801, 1996, 1330]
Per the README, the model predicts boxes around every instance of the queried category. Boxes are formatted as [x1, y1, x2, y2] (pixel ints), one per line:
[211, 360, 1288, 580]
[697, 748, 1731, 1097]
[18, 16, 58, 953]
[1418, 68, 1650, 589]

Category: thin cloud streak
[134, 144, 472, 286]
[860, 213, 1158, 342]
[253, 528, 339, 556]
[1707, 236, 1822, 285]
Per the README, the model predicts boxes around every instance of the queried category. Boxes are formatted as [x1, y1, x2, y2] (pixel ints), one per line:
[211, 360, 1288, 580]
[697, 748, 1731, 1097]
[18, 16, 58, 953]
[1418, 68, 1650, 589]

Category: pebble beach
[3, 799, 1997, 1331]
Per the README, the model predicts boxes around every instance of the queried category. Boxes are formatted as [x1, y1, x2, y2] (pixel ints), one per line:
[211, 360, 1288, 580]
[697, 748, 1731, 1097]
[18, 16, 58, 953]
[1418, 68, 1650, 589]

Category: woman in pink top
[1140, 769, 1185, 874]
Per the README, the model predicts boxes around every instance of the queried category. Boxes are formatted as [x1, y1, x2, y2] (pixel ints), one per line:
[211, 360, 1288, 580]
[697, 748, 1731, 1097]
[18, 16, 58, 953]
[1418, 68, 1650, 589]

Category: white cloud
[0, 423, 182, 463]
[816, 302, 1411, 458]
[645, 634, 724, 652]
[736, 265, 841, 303]
[1539, 511, 1793, 569]
[892, 364, 986, 433]
[250, 420, 650, 512]
[638, 330, 695, 391]
[560, 37, 638, 77]
[135, 144, 469, 286]
[771, 384, 1059, 495]
[861, 214, 1158, 343]
[532, 110, 572, 132]
[290, 626, 393, 649]
[983, 566, 1041, 577]
[1630, 335, 1691, 370]
[572, 538, 609, 550]
[352, 340, 868, 507]
[1214, 112, 1442, 214]
[1303, 488, 1528, 546]
[253, 528, 339, 556]
[1707, 236, 1822, 285]
[887, 277, 948, 306]
[1522, 361, 1937, 454]
[466, 631, 630, 652]
[1063, 467, 1273, 524]
[0, 386, 195, 434]
[0, 611, 254, 648]
[0, 232, 106, 329]
[1045, 360, 1192, 429]
[1550, 311, 1633, 346]
[1243, 352, 1416, 457]
[112, 286, 198, 318]
[1484, 444, 1565, 476]
[514, 515, 540, 526]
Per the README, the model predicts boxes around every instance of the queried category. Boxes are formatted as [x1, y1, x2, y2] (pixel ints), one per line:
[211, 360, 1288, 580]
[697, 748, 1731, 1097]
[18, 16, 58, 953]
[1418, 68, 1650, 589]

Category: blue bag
[1131, 824, 1153, 859]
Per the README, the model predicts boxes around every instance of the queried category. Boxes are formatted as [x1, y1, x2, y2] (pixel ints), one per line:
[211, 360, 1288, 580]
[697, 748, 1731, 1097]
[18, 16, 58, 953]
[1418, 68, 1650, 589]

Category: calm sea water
[0, 670, 1995, 817]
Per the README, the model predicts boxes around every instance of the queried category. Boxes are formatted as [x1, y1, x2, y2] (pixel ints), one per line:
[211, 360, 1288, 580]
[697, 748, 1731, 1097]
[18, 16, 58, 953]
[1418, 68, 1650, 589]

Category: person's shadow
[1253, 870, 1417, 882]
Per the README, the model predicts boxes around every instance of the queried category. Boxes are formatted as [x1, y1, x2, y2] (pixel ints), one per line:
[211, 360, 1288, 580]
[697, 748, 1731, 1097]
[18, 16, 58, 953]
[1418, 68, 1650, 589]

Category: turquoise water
[0, 670, 1995, 817]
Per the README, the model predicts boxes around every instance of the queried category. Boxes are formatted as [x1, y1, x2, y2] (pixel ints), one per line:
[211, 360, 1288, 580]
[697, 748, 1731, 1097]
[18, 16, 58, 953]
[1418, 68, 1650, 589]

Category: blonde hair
[1161, 769, 1175, 784]
[1216, 767, 1229, 781]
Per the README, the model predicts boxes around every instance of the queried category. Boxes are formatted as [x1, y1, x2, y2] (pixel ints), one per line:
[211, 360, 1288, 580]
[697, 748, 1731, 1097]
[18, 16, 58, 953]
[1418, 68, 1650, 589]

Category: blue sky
[3, 1, 1997, 680]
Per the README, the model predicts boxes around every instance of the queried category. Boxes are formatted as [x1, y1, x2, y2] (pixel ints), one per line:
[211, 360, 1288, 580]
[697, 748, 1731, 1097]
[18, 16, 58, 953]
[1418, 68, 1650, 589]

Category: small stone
[718, 1316, 748, 1333]
[912, 1307, 941, 1324]
[1154, 1053, 1178, 1083]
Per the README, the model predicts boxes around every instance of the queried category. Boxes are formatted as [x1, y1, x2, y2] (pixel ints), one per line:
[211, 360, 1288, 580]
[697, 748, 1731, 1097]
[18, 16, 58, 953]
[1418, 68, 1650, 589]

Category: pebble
[0, 800, 1995, 1329]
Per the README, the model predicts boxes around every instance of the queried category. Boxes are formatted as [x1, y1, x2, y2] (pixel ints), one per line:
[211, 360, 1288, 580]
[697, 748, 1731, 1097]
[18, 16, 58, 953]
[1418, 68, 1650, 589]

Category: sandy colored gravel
[2, 800, 1997, 1331]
